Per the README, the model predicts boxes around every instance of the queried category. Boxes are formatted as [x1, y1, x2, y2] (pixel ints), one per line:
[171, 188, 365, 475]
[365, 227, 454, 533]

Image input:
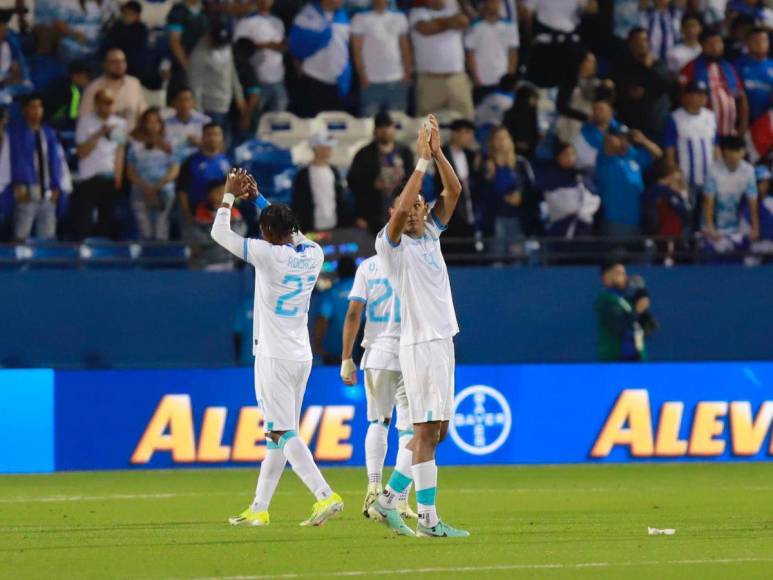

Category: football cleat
[299, 492, 344, 527]
[228, 508, 270, 526]
[397, 499, 418, 520]
[362, 483, 382, 518]
[367, 501, 416, 536]
[416, 520, 470, 538]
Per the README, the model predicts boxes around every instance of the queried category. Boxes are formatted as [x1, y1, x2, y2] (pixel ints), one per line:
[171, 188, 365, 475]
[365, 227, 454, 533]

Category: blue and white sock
[251, 441, 286, 512]
[365, 421, 388, 485]
[413, 460, 439, 528]
[279, 431, 332, 501]
[396, 430, 414, 502]
[378, 433, 414, 510]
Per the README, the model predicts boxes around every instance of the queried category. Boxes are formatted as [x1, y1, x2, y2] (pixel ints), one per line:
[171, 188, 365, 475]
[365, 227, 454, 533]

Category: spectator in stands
[522, 0, 597, 88]
[164, 87, 211, 164]
[482, 126, 535, 256]
[667, 12, 702, 74]
[748, 107, 773, 163]
[436, 118, 480, 244]
[475, 73, 517, 134]
[703, 135, 759, 252]
[573, 88, 618, 173]
[0, 94, 63, 241]
[0, 9, 31, 103]
[502, 82, 539, 158]
[734, 27, 773, 125]
[80, 48, 148, 131]
[291, 131, 349, 232]
[232, 39, 262, 142]
[613, 0, 642, 49]
[167, 0, 209, 96]
[663, 80, 717, 215]
[45, 59, 90, 132]
[539, 141, 600, 238]
[642, 159, 690, 240]
[73, 88, 127, 240]
[102, 1, 151, 88]
[176, 122, 230, 232]
[410, 0, 473, 118]
[465, 0, 519, 104]
[595, 257, 650, 362]
[596, 125, 663, 237]
[234, 0, 288, 115]
[54, 0, 110, 65]
[679, 28, 748, 137]
[127, 108, 179, 241]
[348, 111, 414, 235]
[313, 255, 357, 364]
[639, 0, 681, 64]
[288, 0, 352, 118]
[351, 0, 412, 117]
[192, 179, 246, 269]
[614, 27, 674, 141]
[556, 50, 610, 144]
[188, 15, 246, 145]
[724, 12, 755, 63]
[727, 0, 773, 26]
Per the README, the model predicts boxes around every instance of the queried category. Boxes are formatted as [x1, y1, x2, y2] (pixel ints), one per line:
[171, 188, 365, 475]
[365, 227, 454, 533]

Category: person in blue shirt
[734, 27, 773, 123]
[175, 122, 231, 236]
[313, 256, 358, 365]
[595, 124, 663, 238]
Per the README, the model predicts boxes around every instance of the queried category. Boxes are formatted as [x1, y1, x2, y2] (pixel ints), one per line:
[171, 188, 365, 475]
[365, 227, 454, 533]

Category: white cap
[309, 130, 337, 149]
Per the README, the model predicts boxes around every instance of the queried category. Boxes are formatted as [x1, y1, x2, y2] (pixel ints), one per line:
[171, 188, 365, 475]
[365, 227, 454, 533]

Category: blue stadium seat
[80, 238, 136, 269]
[234, 140, 296, 205]
[21, 239, 79, 269]
[138, 243, 190, 269]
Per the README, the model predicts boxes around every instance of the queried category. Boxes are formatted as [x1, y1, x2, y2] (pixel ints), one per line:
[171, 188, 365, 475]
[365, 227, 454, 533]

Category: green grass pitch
[2, 463, 773, 579]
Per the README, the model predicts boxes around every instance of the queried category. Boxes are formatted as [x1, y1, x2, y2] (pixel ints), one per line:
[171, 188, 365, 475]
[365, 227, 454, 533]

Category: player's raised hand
[224, 168, 244, 200]
[237, 171, 259, 201]
[428, 114, 441, 156]
[417, 121, 431, 161]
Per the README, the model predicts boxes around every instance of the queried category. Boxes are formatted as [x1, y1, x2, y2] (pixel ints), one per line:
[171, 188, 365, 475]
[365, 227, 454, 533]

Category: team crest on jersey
[449, 385, 512, 456]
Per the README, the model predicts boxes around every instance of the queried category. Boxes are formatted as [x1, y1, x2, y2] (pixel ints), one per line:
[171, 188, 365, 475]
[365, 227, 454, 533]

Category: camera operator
[595, 256, 658, 362]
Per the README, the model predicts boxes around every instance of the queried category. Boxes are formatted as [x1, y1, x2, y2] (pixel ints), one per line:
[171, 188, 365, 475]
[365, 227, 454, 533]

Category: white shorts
[399, 338, 455, 424]
[254, 355, 312, 432]
[364, 368, 411, 432]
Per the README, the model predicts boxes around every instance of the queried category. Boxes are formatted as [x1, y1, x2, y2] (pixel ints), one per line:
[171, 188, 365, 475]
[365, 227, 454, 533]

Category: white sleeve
[351, 14, 365, 36]
[348, 265, 368, 303]
[464, 25, 477, 50]
[211, 207, 272, 266]
[507, 21, 519, 48]
[397, 13, 408, 36]
[75, 117, 90, 145]
[0, 131, 10, 190]
[426, 210, 448, 237]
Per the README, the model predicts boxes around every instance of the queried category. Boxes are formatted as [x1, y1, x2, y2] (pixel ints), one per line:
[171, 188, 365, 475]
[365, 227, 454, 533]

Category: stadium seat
[234, 140, 297, 204]
[138, 243, 190, 269]
[80, 238, 137, 269]
[257, 112, 319, 149]
[388, 111, 417, 144]
[315, 111, 374, 144]
[19, 239, 79, 269]
[331, 137, 371, 170]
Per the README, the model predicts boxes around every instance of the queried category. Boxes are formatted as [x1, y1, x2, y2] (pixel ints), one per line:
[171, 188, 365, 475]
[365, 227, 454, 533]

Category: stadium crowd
[0, 0, 772, 264]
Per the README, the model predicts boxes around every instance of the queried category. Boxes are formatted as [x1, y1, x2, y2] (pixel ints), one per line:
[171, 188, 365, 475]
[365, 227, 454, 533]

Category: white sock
[365, 422, 388, 486]
[281, 432, 332, 501]
[251, 446, 286, 512]
[378, 434, 414, 510]
[413, 460, 439, 528]
[396, 432, 413, 502]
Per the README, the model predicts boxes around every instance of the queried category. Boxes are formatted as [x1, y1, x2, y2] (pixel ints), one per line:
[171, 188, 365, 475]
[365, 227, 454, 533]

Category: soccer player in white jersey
[369, 116, 469, 538]
[339, 254, 418, 521]
[211, 168, 344, 527]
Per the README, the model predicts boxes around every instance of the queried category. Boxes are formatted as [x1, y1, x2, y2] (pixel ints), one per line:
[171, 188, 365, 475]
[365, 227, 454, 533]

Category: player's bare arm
[385, 122, 432, 244]
[340, 300, 365, 385]
[429, 117, 463, 226]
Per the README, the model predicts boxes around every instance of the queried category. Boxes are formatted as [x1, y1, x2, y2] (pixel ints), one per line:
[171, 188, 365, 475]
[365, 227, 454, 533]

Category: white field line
[181, 558, 773, 580]
[2, 485, 773, 504]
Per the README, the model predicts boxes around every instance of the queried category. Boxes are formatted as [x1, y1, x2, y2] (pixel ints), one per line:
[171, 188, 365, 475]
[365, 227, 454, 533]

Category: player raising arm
[368, 116, 468, 538]
[212, 168, 344, 528]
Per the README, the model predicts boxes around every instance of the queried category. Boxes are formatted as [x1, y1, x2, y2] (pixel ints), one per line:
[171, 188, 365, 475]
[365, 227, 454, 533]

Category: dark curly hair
[258, 204, 301, 241]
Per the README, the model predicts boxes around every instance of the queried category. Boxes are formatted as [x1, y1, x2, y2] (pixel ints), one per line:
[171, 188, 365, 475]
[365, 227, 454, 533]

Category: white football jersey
[244, 234, 324, 361]
[348, 255, 401, 357]
[375, 213, 459, 346]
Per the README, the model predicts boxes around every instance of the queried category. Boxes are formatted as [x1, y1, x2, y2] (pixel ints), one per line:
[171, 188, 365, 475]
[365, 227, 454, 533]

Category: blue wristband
[254, 195, 270, 210]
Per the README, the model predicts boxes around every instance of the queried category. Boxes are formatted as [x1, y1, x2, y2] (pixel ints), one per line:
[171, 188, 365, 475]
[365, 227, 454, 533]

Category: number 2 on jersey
[275, 274, 315, 317]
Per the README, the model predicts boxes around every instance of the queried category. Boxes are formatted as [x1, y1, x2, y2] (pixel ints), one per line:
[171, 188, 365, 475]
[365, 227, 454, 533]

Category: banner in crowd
[2, 362, 773, 473]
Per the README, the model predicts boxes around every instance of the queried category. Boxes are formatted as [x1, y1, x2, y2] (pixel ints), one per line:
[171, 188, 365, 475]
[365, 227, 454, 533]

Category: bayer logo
[449, 385, 512, 456]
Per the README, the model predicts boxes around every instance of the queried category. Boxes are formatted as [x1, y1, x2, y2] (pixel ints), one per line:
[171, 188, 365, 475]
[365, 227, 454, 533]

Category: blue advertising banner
[46, 362, 773, 472]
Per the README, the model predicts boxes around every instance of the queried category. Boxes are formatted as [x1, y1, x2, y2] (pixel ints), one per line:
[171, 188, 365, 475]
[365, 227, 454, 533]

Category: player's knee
[266, 430, 286, 444]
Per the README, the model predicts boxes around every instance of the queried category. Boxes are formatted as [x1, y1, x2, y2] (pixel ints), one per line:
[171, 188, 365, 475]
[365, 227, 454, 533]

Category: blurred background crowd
[0, 0, 772, 267]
